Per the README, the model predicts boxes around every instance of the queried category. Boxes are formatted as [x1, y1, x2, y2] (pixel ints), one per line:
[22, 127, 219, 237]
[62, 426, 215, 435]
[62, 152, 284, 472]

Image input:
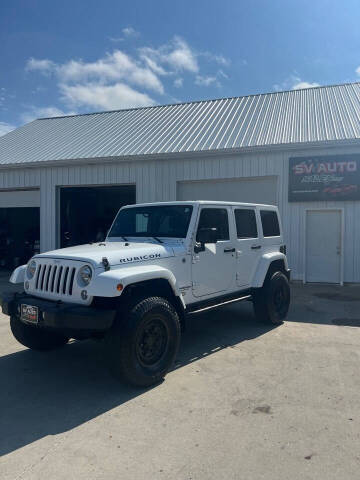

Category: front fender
[9, 265, 27, 284]
[251, 252, 288, 288]
[87, 264, 184, 305]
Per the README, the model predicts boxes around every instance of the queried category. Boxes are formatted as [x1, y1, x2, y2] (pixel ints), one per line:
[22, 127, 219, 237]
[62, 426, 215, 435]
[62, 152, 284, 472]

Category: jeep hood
[36, 241, 175, 268]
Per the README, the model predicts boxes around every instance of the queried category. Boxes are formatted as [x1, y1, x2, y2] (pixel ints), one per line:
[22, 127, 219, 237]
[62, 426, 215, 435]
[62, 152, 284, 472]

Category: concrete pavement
[0, 281, 360, 479]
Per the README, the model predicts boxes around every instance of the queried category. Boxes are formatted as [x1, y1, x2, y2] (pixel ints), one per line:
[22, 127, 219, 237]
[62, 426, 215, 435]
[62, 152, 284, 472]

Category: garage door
[0, 190, 40, 270]
[60, 185, 136, 247]
[0, 189, 40, 208]
[177, 177, 278, 205]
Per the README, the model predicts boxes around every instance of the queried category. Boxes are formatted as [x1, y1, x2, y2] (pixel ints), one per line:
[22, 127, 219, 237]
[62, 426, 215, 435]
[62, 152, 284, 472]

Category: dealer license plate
[21, 304, 39, 324]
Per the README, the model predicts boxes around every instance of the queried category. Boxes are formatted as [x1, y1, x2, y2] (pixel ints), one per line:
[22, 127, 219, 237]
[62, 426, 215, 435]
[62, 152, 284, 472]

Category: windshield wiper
[152, 236, 163, 244]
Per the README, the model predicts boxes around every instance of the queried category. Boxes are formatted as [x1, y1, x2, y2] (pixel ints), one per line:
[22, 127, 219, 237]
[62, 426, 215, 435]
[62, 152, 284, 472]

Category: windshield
[107, 205, 193, 239]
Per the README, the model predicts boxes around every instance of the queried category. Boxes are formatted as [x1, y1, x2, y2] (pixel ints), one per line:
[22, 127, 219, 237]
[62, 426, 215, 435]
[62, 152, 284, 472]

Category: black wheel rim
[136, 317, 169, 367]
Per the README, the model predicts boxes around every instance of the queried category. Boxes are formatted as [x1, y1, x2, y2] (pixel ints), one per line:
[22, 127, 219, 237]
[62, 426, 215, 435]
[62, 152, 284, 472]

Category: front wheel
[10, 316, 69, 351]
[252, 271, 290, 324]
[105, 296, 181, 387]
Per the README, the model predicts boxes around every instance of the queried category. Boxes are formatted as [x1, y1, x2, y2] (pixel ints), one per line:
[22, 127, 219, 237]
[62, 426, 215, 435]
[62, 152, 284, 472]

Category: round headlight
[78, 265, 92, 286]
[26, 260, 37, 279]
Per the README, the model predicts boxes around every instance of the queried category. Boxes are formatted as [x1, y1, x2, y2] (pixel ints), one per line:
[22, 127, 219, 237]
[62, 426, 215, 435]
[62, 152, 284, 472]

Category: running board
[187, 294, 252, 315]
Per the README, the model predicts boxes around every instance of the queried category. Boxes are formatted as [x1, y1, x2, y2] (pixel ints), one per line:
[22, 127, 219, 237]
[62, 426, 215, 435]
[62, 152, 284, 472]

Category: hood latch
[102, 257, 110, 271]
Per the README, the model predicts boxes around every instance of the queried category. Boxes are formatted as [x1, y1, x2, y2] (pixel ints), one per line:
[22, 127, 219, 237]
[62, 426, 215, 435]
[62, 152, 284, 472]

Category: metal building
[1, 82, 360, 283]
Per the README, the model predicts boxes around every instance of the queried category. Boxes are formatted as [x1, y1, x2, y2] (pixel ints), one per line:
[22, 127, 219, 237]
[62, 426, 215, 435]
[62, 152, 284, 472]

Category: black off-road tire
[252, 271, 290, 324]
[105, 296, 181, 387]
[10, 316, 69, 351]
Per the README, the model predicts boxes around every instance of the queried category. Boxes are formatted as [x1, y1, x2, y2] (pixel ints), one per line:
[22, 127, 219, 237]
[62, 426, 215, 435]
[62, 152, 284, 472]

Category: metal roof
[2, 82, 360, 166]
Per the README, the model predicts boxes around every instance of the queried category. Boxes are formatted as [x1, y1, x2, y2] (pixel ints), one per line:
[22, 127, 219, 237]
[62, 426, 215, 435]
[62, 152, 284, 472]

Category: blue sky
[1, 0, 360, 135]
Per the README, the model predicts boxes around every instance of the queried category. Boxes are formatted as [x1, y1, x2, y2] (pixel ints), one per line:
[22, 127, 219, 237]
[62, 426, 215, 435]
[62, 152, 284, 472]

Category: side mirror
[194, 227, 218, 253]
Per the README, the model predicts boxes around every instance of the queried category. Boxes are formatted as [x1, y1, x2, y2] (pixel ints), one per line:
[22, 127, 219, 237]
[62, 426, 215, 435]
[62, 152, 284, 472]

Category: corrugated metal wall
[1, 143, 360, 282]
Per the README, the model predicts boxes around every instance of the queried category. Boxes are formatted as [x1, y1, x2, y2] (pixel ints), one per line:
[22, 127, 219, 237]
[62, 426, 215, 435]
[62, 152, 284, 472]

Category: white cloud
[28, 51, 164, 94]
[108, 36, 124, 43]
[139, 37, 232, 78]
[218, 69, 229, 79]
[202, 52, 231, 67]
[26, 58, 56, 74]
[122, 26, 140, 38]
[195, 75, 218, 87]
[292, 81, 320, 90]
[21, 106, 77, 124]
[139, 37, 199, 74]
[61, 82, 155, 110]
[0, 121, 15, 136]
[140, 54, 168, 76]
[109, 27, 140, 43]
[25, 35, 231, 114]
[173, 78, 183, 88]
[213, 54, 230, 66]
[166, 37, 198, 72]
[274, 75, 320, 92]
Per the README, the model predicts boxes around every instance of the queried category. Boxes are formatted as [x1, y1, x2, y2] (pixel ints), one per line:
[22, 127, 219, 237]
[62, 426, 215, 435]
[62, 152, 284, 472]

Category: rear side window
[196, 208, 229, 241]
[234, 209, 258, 238]
[260, 210, 280, 237]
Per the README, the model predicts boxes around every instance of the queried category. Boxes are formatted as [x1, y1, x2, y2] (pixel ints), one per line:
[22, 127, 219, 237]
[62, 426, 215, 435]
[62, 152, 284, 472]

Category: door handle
[224, 247, 235, 253]
[251, 245, 261, 250]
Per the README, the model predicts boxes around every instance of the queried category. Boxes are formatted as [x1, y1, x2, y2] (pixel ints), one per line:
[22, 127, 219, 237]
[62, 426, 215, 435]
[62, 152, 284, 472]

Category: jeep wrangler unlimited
[1, 201, 290, 387]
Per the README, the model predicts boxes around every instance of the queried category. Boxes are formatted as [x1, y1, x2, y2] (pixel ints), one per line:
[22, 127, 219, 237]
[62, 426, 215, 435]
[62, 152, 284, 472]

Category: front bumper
[0, 291, 115, 334]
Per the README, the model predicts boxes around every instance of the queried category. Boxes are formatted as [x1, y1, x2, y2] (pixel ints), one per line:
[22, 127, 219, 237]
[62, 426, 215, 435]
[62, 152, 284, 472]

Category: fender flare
[251, 252, 288, 288]
[10, 265, 27, 284]
[87, 264, 186, 308]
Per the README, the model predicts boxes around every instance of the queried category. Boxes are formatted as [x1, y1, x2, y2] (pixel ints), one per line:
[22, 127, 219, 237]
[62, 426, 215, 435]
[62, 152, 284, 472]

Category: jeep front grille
[34, 263, 76, 296]
[26, 258, 92, 305]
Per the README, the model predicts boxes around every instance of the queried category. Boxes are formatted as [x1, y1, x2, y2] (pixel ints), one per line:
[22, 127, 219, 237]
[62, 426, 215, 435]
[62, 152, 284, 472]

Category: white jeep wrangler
[1, 201, 290, 386]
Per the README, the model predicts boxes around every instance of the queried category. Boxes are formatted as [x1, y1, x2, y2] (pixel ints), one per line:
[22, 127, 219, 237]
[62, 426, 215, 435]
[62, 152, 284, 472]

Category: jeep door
[233, 207, 261, 287]
[191, 206, 235, 297]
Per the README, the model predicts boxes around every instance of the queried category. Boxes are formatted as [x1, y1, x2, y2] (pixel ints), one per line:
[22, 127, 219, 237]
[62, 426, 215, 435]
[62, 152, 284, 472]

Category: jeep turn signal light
[116, 283, 124, 291]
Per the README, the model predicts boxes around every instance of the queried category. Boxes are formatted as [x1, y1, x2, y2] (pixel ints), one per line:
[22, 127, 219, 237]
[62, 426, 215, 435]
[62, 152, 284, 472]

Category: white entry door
[305, 210, 342, 284]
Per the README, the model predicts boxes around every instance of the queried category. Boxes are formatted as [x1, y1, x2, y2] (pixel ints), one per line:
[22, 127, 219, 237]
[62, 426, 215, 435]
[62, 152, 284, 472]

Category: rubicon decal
[119, 253, 162, 264]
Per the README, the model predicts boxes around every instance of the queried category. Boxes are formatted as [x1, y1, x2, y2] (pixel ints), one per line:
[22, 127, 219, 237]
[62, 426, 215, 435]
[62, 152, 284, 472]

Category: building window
[234, 209, 258, 238]
[260, 210, 280, 237]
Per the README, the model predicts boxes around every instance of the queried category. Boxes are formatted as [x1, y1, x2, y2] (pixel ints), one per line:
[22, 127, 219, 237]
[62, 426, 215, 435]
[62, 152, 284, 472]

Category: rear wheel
[252, 271, 290, 324]
[10, 316, 69, 351]
[105, 296, 181, 387]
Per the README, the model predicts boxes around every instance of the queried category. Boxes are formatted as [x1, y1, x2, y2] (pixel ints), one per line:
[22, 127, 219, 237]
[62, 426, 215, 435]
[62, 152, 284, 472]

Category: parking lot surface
[0, 277, 360, 480]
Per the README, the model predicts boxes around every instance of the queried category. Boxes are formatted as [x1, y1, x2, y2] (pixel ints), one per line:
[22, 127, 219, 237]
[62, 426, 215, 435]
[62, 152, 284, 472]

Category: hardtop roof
[122, 200, 278, 209]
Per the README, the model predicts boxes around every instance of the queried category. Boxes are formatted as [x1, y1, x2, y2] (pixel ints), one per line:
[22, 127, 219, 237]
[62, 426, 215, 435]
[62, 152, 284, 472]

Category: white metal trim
[1, 138, 360, 170]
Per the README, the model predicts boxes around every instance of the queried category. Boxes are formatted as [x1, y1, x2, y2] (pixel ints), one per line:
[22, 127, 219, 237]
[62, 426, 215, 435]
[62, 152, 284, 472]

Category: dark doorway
[0, 208, 40, 270]
[59, 185, 136, 248]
